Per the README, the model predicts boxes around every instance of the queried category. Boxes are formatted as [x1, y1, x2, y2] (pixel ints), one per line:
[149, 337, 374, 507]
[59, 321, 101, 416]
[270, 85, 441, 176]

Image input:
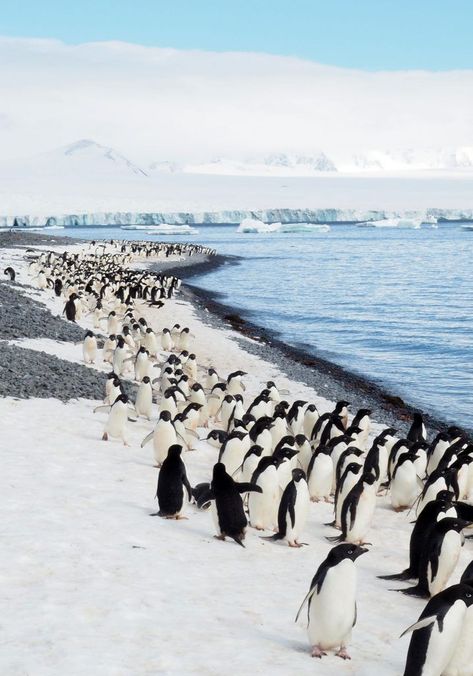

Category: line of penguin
[23, 240, 473, 675]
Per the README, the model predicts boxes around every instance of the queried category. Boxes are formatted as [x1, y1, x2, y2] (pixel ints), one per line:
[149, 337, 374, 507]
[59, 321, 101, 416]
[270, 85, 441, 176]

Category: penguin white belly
[256, 429, 273, 457]
[414, 450, 427, 480]
[418, 478, 447, 515]
[391, 462, 419, 510]
[135, 386, 153, 418]
[346, 488, 376, 544]
[105, 403, 128, 442]
[221, 442, 246, 477]
[421, 601, 466, 676]
[428, 530, 462, 596]
[377, 447, 389, 484]
[443, 604, 473, 676]
[83, 336, 97, 363]
[285, 482, 309, 544]
[308, 455, 333, 501]
[210, 501, 221, 536]
[249, 468, 278, 530]
[278, 460, 294, 492]
[153, 425, 177, 466]
[308, 560, 356, 650]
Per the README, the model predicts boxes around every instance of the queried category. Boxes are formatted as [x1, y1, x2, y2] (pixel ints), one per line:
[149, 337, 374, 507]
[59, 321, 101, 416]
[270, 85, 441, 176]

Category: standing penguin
[401, 583, 473, 676]
[265, 469, 310, 547]
[296, 543, 368, 659]
[248, 456, 280, 531]
[82, 330, 97, 364]
[64, 293, 78, 322]
[330, 472, 377, 545]
[134, 376, 154, 419]
[307, 446, 333, 502]
[152, 445, 192, 519]
[391, 451, 422, 511]
[4, 266, 16, 281]
[209, 462, 262, 547]
[397, 518, 470, 598]
[141, 410, 177, 467]
[95, 393, 131, 446]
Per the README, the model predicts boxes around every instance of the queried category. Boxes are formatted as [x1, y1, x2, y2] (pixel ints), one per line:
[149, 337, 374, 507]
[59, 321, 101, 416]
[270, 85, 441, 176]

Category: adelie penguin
[295, 543, 368, 660]
[63, 293, 79, 322]
[264, 468, 310, 547]
[395, 517, 470, 598]
[207, 462, 262, 547]
[151, 445, 192, 520]
[401, 583, 473, 676]
[3, 266, 15, 281]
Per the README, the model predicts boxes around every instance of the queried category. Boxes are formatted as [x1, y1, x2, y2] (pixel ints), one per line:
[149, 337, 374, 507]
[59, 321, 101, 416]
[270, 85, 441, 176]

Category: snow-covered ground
[1, 243, 472, 675]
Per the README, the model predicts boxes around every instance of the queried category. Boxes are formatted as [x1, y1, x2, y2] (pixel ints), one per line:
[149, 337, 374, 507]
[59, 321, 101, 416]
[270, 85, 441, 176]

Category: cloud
[0, 36, 472, 162]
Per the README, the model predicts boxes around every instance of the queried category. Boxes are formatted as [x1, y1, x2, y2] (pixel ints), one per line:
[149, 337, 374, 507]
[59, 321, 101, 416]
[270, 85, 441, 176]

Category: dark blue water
[65, 224, 473, 430]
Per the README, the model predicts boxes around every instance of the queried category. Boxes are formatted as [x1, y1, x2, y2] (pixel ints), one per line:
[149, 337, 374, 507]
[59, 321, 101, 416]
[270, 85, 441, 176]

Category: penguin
[208, 462, 262, 547]
[264, 469, 310, 547]
[329, 472, 377, 545]
[401, 583, 473, 676]
[303, 404, 319, 440]
[248, 456, 280, 531]
[219, 430, 250, 477]
[239, 445, 264, 483]
[444, 573, 473, 676]
[350, 408, 372, 449]
[379, 492, 456, 582]
[307, 446, 333, 502]
[397, 518, 470, 598]
[64, 293, 78, 322]
[333, 462, 363, 529]
[4, 266, 15, 281]
[95, 393, 131, 446]
[407, 412, 427, 444]
[295, 543, 368, 659]
[191, 482, 212, 510]
[226, 370, 246, 397]
[134, 346, 151, 382]
[113, 335, 130, 376]
[391, 451, 423, 511]
[141, 410, 177, 467]
[151, 445, 192, 519]
[134, 376, 153, 419]
[82, 330, 97, 364]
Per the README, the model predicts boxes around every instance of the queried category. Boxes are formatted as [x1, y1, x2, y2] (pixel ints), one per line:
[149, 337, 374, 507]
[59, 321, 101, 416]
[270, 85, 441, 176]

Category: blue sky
[0, 0, 472, 71]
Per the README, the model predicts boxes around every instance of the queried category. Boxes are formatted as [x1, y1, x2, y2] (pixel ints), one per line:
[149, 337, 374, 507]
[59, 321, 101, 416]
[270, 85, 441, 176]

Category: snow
[2, 242, 473, 675]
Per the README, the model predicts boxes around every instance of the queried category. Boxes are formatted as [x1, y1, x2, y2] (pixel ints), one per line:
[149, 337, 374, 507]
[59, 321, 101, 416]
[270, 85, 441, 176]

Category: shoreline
[154, 252, 468, 436]
[1, 229, 469, 435]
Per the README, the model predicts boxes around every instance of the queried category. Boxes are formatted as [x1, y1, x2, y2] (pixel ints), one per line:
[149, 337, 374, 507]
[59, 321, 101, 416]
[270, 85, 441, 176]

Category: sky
[0, 3, 472, 165]
[0, 0, 472, 71]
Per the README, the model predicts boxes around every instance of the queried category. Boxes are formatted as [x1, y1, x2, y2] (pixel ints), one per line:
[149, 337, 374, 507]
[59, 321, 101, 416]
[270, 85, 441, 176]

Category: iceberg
[237, 218, 330, 234]
[357, 217, 422, 229]
[121, 224, 199, 235]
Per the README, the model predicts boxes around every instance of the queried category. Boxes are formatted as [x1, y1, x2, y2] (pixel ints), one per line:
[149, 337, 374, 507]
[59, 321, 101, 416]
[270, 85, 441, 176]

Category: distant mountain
[148, 148, 473, 176]
[3, 139, 148, 179]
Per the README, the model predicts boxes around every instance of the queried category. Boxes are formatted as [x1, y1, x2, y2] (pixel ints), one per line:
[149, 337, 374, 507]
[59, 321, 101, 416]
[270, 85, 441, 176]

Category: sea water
[64, 224, 473, 430]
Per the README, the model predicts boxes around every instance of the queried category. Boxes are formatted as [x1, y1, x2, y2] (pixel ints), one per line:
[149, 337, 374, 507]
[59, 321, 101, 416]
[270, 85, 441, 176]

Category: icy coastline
[2, 206, 473, 228]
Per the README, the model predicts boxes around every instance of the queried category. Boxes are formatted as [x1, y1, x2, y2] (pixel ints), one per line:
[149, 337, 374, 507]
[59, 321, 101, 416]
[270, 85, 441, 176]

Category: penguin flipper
[399, 615, 437, 638]
[392, 585, 428, 598]
[237, 482, 263, 494]
[294, 586, 318, 623]
[378, 569, 413, 581]
[141, 431, 154, 448]
[93, 405, 111, 414]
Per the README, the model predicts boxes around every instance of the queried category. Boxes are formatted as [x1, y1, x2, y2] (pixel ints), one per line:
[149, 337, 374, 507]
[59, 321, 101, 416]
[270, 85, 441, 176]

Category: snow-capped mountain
[148, 148, 473, 176]
[3, 139, 148, 179]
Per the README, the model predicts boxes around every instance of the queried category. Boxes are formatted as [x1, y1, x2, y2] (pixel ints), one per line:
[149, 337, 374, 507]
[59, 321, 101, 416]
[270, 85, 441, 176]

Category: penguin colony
[18, 239, 473, 675]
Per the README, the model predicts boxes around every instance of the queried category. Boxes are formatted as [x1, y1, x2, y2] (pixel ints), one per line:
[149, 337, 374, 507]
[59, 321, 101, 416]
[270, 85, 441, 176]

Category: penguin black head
[142, 376, 151, 384]
[295, 434, 308, 446]
[160, 410, 172, 421]
[266, 380, 276, 389]
[85, 330, 94, 338]
[329, 543, 369, 563]
[291, 468, 306, 483]
[114, 393, 129, 405]
[167, 444, 183, 459]
[109, 334, 116, 341]
[107, 371, 118, 380]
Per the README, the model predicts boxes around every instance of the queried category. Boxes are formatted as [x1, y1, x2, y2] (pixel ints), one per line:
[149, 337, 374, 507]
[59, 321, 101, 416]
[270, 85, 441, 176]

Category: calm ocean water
[64, 224, 473, 430]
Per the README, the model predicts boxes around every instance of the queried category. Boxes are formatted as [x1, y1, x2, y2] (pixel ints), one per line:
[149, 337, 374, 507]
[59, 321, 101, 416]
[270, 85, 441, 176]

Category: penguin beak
[355, 546, 369, 558]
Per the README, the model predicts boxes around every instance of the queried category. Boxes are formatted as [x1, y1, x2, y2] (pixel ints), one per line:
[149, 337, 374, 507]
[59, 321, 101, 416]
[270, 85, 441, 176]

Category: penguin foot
[213, 534, 226, 541]
[336, 648, 351, 660]
[174, 515, 189, 520]
[311, 646, 327, 658]
[324, 497, 334, 504]
[310, 497, 321, 503]
[288, 541, 308, 548]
